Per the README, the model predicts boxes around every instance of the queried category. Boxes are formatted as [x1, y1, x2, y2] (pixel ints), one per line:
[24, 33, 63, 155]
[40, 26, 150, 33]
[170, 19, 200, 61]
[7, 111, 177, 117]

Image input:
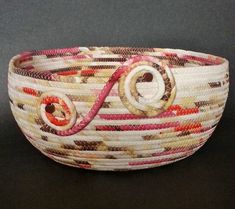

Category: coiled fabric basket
[8, 47, 229, 171]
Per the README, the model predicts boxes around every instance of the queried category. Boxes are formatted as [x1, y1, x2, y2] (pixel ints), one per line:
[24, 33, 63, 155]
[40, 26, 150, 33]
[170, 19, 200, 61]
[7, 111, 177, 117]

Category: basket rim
[8, 46, 229, 82]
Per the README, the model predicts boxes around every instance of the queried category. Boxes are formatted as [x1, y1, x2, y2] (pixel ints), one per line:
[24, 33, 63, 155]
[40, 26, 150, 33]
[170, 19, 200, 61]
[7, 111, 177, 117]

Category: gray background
[0, 0, 234, 209]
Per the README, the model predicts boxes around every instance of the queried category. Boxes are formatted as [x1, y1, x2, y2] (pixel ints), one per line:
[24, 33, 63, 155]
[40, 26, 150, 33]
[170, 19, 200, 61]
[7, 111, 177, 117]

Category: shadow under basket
[8, 46, 229, 171]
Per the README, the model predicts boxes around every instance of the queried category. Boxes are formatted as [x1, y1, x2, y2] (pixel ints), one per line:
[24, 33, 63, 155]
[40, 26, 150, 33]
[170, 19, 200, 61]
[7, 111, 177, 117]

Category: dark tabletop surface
[0, 1, 234, 209]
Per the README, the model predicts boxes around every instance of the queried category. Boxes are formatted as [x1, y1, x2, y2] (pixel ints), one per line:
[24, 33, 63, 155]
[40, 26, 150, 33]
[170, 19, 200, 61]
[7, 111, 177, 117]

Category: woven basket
[8, 47, 229, 171]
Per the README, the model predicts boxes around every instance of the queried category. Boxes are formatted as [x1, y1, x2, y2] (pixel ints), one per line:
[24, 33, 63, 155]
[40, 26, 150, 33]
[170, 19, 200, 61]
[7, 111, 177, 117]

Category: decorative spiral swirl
[38, 91, 77, 131]
[38, 56, 176, 136]
[118, 56, 176, 116]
